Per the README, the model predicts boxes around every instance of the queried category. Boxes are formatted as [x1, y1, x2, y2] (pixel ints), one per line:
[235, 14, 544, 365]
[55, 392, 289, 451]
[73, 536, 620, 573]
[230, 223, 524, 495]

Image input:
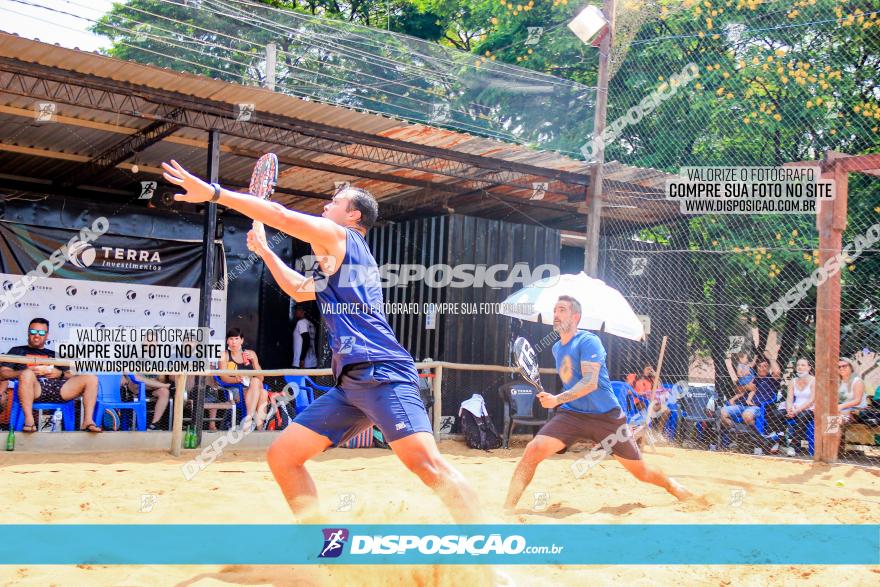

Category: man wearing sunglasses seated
[0, 318, 102, 432]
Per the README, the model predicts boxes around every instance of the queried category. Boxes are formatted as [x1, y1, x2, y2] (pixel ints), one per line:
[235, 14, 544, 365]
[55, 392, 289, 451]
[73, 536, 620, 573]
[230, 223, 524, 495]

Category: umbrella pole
[643, 336, 669, 450]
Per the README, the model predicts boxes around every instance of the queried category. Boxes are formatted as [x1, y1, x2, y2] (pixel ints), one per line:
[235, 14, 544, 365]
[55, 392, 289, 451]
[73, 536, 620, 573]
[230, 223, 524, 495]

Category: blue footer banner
[1, 525, 877, 565]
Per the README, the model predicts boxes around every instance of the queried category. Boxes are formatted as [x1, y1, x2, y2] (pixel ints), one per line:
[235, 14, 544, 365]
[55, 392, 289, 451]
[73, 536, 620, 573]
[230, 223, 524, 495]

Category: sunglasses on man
[28, 328, 47, 336]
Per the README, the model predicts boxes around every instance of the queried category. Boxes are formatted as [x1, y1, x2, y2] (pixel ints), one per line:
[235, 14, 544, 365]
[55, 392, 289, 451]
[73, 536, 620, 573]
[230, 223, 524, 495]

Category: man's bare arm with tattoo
[538, 361, 601, 409]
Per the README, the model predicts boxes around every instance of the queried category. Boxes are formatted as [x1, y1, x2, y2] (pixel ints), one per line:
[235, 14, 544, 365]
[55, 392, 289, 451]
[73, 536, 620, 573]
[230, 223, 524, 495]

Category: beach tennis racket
[249, 153, 279, 238]
[513, 336, 545, 394]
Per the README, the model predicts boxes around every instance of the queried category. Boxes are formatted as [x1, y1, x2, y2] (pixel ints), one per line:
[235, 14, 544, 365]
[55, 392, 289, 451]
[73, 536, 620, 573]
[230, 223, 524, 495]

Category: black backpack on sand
[460, 409, 502, 451]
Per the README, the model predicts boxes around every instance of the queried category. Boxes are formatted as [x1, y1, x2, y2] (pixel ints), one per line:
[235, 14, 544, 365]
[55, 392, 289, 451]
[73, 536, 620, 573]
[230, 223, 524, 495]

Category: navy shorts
[293, 361, 432, 447]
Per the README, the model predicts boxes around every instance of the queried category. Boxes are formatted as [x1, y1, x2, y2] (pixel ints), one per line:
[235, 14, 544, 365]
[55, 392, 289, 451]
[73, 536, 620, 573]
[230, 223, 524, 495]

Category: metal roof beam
[61, 108, 184, 188]
[0, 103, 467, 192]
[0, 59, 588, 198]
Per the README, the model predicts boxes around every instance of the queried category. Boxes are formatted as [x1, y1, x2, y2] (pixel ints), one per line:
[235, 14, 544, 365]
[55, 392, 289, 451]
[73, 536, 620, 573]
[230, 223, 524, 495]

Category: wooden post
[814, 159, 848, 463]
[170, 374, 187, 457]
[584, 0, 615, 276]
[432, 364, 444, 441]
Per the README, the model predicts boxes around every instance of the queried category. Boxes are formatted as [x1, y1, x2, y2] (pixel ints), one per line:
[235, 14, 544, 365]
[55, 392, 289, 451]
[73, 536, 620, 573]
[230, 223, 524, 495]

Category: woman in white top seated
[837, 357, 867, 423]
[785, 358, 815, 456]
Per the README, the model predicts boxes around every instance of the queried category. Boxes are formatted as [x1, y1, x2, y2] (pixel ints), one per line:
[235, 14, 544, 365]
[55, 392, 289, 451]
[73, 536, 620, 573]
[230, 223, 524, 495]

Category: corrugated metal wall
[367, 216, 448, 362]
[370, 214, 561, 425]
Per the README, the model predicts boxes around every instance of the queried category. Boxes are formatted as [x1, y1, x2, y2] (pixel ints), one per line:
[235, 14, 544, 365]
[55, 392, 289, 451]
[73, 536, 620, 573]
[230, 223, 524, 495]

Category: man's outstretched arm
[161, 160, 345, 249]
[246, 229, 316, 302]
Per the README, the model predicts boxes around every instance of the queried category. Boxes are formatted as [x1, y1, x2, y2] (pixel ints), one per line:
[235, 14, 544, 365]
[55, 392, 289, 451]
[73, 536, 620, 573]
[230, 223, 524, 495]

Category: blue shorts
[293, 361, 432, 447]
[722, 404, 761, 421]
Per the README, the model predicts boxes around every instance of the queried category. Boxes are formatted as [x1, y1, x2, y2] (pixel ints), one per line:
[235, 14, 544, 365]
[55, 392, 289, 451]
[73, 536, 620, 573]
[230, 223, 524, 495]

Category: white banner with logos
[0, 273, 226, 354]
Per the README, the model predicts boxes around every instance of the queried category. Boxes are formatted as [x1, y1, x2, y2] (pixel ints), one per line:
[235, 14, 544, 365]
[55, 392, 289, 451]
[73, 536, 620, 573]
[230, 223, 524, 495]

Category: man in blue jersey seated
[503, 295, 693, 514]
[162, 160, 484, 523]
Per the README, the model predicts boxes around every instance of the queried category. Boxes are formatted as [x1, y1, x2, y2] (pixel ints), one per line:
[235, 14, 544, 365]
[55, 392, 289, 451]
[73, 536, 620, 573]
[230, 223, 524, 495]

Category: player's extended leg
[503, 434, 566, 514]
[271, 384, 377, 520]
[389, 432, 484, 524]
[613, 455, 692, 500]
[266, 422, 332, 520]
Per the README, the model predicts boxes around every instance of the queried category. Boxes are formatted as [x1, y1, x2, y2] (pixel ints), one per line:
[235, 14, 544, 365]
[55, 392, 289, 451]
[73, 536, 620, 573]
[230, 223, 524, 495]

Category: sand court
[1, 441, 878, 585]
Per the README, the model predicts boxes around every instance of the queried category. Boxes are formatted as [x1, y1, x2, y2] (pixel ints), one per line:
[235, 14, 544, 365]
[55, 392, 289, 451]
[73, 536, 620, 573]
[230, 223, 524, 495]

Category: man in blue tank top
[163, 160, 484, 523]
[503, 295, 693, 514]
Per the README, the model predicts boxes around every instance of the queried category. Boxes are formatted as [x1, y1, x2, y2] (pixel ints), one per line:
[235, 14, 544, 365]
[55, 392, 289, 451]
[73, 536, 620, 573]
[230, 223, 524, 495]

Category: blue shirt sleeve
[577, 335, 606, 366]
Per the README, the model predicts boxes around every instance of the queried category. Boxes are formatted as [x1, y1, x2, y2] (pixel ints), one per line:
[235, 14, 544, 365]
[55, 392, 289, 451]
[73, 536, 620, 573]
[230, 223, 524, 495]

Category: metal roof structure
[0, 33, 676, 231]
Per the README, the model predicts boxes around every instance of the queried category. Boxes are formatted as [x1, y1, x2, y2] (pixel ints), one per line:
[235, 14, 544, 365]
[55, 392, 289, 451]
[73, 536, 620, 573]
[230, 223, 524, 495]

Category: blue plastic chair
[610, 381, 650, 426]
[611, 380, 659, 448]
[213, 375, 273, 426]
[9, 379, 78, 431]
[804, 418, 815, 455]
[281, 376, 312, 414]
[213, 375, 248, 425]
[283, 375, 334, 414]
[126, 374, 174, 429]
[94, 374, 146, 431]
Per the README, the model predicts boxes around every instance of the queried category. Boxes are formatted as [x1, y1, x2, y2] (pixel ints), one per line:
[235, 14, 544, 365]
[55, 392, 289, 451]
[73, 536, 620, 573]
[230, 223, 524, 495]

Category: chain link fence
[596, 0, 880, 466]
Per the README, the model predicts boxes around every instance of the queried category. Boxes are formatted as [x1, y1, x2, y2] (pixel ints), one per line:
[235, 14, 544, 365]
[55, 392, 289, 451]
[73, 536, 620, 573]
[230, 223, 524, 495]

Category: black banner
[0, 220, 204, 287]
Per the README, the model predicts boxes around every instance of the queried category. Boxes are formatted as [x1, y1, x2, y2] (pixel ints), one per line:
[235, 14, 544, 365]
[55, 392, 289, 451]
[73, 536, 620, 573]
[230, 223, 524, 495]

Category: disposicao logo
[318, 528, 348, 559]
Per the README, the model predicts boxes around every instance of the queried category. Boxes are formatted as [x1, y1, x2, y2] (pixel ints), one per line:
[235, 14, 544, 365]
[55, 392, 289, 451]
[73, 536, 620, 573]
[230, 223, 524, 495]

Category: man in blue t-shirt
[163, 161, 484, 524]
[503, 296, 693, 513]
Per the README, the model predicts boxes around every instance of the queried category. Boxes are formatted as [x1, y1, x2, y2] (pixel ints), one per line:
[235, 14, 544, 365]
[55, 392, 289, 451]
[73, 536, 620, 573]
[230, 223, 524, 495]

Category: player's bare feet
[669, 478, 694, 501]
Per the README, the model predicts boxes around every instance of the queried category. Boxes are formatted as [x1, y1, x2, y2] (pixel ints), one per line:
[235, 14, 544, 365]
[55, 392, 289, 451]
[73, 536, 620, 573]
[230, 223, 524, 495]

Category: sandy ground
[1, 440, 878, 586]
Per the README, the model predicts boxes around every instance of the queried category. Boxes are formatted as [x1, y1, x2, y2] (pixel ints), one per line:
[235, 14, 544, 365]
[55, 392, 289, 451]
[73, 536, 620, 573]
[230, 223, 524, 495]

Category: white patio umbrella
[500, 271, 645, 341]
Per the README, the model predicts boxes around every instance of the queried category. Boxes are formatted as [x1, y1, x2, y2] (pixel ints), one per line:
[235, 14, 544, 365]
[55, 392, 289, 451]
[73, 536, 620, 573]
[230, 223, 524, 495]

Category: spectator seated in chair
[630, 364, 673, 436]
[837, 357, 867, 425]
[123, 374, 171, 431]
[630, 365, 655, 404]
[0, 318, 102, 433]
[784, 358, 815, 456]
[721, 357, 780, 451]
[218, 328, 266, 430]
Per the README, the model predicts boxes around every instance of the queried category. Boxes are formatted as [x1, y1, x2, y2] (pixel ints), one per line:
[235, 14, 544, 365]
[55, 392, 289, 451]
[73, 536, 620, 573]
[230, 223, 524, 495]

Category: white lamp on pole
[569, 1, 614, 276]
[568, 4, 610, 47]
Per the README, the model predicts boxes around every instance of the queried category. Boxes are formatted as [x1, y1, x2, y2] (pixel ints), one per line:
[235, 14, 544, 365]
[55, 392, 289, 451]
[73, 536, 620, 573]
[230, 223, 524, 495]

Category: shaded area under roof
[0, 33, 677, 231]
